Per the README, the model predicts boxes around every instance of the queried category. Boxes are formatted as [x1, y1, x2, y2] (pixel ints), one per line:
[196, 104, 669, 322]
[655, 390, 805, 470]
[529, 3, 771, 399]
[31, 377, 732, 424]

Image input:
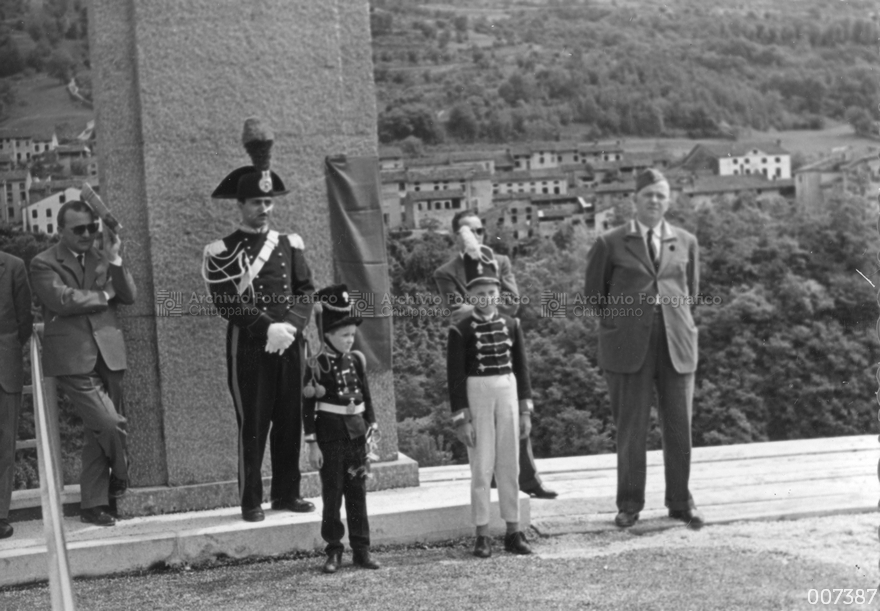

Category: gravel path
[0, 512, 876, 610]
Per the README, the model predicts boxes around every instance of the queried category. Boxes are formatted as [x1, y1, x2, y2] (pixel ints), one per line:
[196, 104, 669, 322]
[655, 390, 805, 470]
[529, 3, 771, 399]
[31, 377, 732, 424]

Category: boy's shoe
[271, 498, 315, 513]
[0, 519, 13, 539]
[352, 550, 381, 570]
[81, 506, 116, 527]
[473, 535, 492, 558]
[668, 508, 705, 530]
[323, 552, 342, 574]
[503, 531, 532, 555]
[241, 507, 265, 522]
[614, 511, 639, 528]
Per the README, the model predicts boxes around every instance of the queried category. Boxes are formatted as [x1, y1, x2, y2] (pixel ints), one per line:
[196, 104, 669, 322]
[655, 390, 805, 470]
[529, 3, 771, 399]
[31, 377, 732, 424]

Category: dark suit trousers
[55, 354, 128, 509]
[605, 309, 695, 514]
[227, 325, 304, 511]
[318, 436, 370, 555]
[0, 389, 20, 519]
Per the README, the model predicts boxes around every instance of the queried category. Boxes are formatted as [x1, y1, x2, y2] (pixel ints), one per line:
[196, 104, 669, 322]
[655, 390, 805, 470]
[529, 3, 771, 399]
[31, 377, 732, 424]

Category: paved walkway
[0, 435, 875, 587]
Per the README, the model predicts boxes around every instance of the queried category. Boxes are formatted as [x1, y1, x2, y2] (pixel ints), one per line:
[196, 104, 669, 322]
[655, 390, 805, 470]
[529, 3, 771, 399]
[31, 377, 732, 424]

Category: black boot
[352, 549, 381, 570]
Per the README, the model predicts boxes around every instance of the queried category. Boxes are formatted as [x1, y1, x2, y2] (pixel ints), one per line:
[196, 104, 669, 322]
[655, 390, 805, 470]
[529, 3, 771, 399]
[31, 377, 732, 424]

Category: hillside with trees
[372, 0, 880, 146]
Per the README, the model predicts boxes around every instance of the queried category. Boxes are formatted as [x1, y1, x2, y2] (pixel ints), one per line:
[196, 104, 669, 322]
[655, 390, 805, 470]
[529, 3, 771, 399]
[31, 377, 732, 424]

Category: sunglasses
[69, 223, 100, 236]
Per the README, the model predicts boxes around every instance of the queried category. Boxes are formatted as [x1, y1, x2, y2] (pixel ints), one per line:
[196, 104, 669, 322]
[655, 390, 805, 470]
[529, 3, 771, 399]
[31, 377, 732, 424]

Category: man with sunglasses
[433, 210, 557, 500]
[30, 200, 136, 527]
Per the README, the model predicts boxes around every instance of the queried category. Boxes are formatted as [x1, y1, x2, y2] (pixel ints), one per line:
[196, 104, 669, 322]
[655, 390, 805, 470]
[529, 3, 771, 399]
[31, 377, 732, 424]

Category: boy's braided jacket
[303, 347, 376, 442]
[446, 312, 533, 420]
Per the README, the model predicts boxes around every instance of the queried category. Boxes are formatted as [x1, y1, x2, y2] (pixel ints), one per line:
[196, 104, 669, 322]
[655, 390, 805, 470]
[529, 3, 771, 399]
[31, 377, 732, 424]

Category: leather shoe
[241, 507, 265, 522]
[322, 552, 342, 574]
[271, 498, 315, 513]
[614, 511, 639, 528]
[669, 508, 705, 530]
[524, 485, 558, 499]
[503, 531, 532, 555]
[109, 475, 128, 499]
[0, 519, 13, 539]
[81, 506, 116, 527]
[473, 535, 492, 558]
[352, 550, 381, 570]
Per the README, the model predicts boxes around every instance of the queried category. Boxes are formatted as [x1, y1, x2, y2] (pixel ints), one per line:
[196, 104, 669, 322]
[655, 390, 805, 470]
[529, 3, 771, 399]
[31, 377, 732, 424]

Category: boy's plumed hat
[464, 245, 500, 289]
[211, 117, 289, 199]
[314, 284, 362, 335]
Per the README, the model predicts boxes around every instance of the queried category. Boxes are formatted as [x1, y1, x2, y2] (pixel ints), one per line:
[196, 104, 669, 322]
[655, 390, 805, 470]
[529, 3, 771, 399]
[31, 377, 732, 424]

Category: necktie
[647, 229, 659, 271]
[76, 254, 85, 269]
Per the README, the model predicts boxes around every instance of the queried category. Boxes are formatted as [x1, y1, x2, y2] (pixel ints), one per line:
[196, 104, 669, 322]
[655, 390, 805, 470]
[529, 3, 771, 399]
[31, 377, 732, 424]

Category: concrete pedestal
[87, 0, 414, 514]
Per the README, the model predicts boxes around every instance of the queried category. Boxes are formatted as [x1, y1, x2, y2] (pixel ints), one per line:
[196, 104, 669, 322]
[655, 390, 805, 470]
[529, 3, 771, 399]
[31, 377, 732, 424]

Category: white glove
[265, 322, 296, 354]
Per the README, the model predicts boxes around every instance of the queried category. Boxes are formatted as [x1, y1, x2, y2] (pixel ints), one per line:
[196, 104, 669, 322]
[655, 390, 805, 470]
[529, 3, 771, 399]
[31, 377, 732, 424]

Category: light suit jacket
[30, 243, 137, 377]
[584, 219, 699, 374]
[433, 251, 519, 317]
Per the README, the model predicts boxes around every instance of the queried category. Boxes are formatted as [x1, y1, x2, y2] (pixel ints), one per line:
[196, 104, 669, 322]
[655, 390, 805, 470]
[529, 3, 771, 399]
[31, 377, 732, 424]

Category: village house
[482, 192, 597, 243]
[0, 128, 58, 164]
[794, 148, 880, 211]
[492, 168, 568, 197]
[380, 166, 493, 228]
[677, 175, 794, 208]
[402, 189, 468, 230]
[0, 170, 32, 226]
[679, 141, 791, 180]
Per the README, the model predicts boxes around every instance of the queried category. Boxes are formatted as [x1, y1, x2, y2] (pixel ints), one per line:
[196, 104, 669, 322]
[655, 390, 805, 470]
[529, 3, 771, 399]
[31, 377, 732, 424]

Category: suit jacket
[30, 243, 137, 377]
[584, 219, 699, 374]
[433, 251, 519, 317]
[0, 252, 34, 393]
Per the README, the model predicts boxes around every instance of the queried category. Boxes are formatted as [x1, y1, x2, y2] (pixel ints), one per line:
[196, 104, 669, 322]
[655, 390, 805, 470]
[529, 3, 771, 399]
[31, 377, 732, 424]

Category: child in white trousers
[446, 246, 534, 558]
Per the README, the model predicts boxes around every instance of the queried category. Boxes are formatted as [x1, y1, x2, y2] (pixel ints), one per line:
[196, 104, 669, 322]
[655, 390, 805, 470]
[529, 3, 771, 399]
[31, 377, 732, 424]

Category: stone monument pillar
[88, 0, 415, 515]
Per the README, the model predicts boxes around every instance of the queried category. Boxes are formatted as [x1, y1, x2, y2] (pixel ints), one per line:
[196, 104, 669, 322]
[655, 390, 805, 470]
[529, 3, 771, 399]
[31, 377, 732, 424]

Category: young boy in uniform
[304, 284, 380, 573]
[446, 247, 534, 558]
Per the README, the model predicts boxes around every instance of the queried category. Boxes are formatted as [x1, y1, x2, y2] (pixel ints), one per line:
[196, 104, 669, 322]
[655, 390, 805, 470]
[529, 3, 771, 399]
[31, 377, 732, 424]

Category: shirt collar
[238, 224, 269, 235]
[636, 219, 668, 239]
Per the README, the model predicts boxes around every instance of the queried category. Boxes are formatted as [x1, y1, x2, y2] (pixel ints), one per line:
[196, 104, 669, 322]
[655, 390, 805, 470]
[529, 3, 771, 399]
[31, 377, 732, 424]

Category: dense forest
[372, 0, 880, 144]
[390, 193, 878, 466]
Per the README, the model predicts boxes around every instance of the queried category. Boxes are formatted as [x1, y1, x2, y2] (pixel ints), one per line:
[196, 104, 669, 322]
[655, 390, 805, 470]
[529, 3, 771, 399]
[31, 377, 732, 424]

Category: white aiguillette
[80, 181, 123, 232]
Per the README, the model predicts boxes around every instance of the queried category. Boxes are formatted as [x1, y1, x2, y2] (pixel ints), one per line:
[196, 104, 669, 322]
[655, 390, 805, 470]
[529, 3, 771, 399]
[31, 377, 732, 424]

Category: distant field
[564, 121, 879, 160]
[0, 73, 93, 140]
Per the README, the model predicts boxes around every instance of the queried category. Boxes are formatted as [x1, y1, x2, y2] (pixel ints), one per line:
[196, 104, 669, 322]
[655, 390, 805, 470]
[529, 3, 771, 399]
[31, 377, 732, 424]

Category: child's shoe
[503, 531, 532, 555]
[352, 549, 381, 569]
[473, 535, 492, 558]
[323, 552, 342, 574]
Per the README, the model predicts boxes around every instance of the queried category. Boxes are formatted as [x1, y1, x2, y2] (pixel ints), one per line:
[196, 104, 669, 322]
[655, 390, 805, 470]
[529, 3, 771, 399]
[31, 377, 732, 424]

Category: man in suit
[0, 252, 34, 539]
[30, 200, 136, 527]
[434, 210, 557, 500]
[203, 118, 316, 522]
[584, 168, 703, 529]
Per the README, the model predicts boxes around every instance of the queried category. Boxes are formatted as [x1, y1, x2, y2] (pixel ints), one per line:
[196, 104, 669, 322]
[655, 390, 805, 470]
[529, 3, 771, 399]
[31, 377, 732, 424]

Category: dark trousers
[55, 354, 128, 509]
[492, 437, 542, 491]
[0, 389, 21, 519]
[318, 436, 370, 555]
[227, 325, 304, 511]
[518, 436, 542, 491]
[604, 310, 695, 514]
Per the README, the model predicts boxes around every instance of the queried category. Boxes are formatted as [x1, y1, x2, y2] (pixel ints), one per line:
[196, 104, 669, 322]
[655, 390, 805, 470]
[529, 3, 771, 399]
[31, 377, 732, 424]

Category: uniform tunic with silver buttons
[203, 228, 315, 511]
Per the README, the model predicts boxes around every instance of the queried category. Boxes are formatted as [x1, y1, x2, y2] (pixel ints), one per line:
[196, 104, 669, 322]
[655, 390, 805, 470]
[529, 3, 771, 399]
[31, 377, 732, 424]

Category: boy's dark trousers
[319, 436, 370, 555]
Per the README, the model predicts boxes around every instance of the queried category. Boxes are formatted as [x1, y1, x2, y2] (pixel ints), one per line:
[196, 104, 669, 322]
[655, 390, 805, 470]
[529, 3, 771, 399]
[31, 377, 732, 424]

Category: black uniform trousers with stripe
[226, 324, 304, 511]
[318, 435, 370, 555]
